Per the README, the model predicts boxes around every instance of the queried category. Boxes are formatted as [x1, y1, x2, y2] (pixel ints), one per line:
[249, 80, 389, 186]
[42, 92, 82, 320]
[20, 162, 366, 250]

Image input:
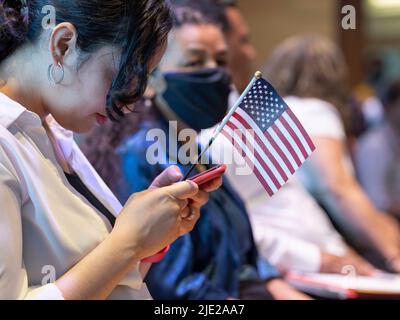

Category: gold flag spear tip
[255, 71, 263, 79]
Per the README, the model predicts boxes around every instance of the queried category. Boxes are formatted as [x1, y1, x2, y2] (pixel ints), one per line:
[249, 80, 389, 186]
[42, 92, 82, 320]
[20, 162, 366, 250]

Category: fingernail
[171, 166, 183, 179]
[187, 180, 198, 189]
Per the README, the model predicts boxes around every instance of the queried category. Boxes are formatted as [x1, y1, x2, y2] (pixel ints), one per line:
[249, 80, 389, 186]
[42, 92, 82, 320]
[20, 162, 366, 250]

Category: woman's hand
[55, 166, 221, 300]
[111, 166, 222, 263]
[111, 181, 198, 262]
[149, 165, 223, 220]
[370, 213, 400, 273]
[149, 165, 223, 193]
[320, 251, 377, 276]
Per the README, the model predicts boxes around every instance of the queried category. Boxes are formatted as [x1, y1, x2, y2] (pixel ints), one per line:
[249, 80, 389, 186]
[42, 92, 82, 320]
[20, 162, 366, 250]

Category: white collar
[0, 92, 123, 215]
[0, 92, 43, 129]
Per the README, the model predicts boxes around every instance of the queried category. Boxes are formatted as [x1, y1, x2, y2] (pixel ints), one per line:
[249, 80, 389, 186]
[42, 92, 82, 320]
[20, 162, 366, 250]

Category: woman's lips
[96, 113, 108, 125]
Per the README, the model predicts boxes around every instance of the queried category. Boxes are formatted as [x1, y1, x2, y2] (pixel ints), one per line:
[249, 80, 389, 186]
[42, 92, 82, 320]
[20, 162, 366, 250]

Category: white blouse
[285, 96, 354, 194]
[0, 93, 151, 300]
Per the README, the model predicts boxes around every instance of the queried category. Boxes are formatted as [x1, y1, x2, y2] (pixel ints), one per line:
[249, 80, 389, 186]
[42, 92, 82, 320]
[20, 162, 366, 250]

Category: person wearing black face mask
[157, 67, 232, 131]
[110, 2, 311, 300]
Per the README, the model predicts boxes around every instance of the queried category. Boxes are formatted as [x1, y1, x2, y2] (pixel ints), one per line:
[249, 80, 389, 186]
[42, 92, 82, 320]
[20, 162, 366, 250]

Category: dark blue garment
[116, 117, 280, 300]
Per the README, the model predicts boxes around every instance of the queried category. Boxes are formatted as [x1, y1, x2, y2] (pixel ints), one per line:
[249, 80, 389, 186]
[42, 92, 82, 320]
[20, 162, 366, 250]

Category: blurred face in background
[158, 23, 228, 73]
[225, 6, 256, 93]
[151, 22, 232, 132]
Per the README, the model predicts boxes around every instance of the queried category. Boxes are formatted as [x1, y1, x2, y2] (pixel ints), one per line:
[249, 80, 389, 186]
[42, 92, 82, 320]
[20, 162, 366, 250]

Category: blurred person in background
[198, 6, 376, 275]
[204, 137, 377, 276]
[82, 0, 309, 300]
[216, 0, 256, 94]
[355, 80, 400, 220]
[264, 34, 400, 273]
[353, 56, 386, 131]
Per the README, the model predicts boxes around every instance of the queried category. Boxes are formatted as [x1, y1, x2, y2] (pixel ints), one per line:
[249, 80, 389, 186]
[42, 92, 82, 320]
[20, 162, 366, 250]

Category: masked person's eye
[185, 60, 203, 68]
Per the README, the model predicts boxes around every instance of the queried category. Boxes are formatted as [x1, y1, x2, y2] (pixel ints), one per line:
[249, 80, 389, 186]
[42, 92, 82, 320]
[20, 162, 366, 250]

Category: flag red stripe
[225, 121, 281, 190]
[221, 128, 274, 196]
[232, 112, 289, 182]
[286, 108, 316, 151]
[272, 124, 302, 167]
[263, 131, 295, 175]
[222, 130, 274, 196]
[280, 115, 309, 159]
[232, 111, 295, 175]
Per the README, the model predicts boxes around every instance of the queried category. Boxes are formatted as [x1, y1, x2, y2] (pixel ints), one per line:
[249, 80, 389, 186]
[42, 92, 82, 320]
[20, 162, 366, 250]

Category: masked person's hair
[0, 0, 172, 121]
[82, 0, 228, 194]
[170, 0, 228, 32]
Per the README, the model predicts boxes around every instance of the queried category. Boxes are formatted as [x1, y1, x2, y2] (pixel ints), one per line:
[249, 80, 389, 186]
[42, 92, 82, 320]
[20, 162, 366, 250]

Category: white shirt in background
[285, 96, 354, 196]
[0, 93, 151, 300]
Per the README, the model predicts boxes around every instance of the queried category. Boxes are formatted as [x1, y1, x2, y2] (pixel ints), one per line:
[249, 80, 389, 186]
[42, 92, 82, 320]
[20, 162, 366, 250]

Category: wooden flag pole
[183, 71, 263, 180]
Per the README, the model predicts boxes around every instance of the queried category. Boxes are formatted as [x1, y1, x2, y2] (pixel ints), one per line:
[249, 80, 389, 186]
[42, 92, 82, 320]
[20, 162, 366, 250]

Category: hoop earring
[47, 62, 65, 84]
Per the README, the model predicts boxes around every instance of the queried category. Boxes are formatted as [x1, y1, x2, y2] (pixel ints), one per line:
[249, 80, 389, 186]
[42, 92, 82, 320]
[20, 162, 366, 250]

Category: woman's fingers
[151, 177, 219, 233]
[188, 190, 209, 208]
[163, 180, 199, 200]
[179, 208, 201, 235]
[180, 206, 191, 219]
[149, 165, 183, 189]
[199, 176, 223, 192]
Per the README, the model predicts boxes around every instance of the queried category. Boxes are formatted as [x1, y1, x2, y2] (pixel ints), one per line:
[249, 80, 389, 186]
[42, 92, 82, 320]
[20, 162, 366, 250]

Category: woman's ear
[49, 22, 78, 65]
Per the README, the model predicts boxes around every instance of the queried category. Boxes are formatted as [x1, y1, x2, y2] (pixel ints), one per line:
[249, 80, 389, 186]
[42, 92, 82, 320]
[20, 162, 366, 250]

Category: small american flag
[221, 78, 315, 196]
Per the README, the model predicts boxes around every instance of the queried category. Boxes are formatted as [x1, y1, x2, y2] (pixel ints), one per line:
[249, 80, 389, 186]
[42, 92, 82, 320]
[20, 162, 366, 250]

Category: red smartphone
[188, 164, 227, 186]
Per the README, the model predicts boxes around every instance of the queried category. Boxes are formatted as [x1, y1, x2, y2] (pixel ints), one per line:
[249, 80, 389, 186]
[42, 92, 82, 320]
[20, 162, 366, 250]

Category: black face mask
[160, 68, 232, 131]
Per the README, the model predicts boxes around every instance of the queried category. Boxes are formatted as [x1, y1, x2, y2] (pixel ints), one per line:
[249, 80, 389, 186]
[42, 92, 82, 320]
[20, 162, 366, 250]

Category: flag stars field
[221, 77, 316, 196]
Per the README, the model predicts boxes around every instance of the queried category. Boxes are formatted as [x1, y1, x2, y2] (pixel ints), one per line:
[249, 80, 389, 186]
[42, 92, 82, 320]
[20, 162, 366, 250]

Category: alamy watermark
[39, 5, 358, 34]
[341, 5, 356, 30]
[145, 122, 256, 176]
[41, 5, 57, 30]
[41, 265, 56, 285]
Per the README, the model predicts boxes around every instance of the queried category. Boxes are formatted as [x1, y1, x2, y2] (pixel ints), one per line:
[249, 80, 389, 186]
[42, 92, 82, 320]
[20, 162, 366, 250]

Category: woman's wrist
[105, 232, 141, 268]
[55, 234, 141, 300]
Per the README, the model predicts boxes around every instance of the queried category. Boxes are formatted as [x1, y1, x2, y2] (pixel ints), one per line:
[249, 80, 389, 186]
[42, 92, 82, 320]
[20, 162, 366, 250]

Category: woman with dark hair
[264, 35, 400, 272]
[84, 1, 310, 300]
[0, 0, 222, 300]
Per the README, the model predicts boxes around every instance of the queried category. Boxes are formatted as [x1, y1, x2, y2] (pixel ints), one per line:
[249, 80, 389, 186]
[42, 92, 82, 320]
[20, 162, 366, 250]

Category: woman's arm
[0, 161, 119, 300]
[0, 162, 212, 300]
[56, 178, 212, 300]
[55, 232, 141, 300]
[307, 137, 400, 270]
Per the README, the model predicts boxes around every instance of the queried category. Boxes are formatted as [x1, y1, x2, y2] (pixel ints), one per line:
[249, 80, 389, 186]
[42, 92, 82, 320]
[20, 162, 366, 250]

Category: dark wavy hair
[81, 0, 227, 195]
[0, 0, 172, 121]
